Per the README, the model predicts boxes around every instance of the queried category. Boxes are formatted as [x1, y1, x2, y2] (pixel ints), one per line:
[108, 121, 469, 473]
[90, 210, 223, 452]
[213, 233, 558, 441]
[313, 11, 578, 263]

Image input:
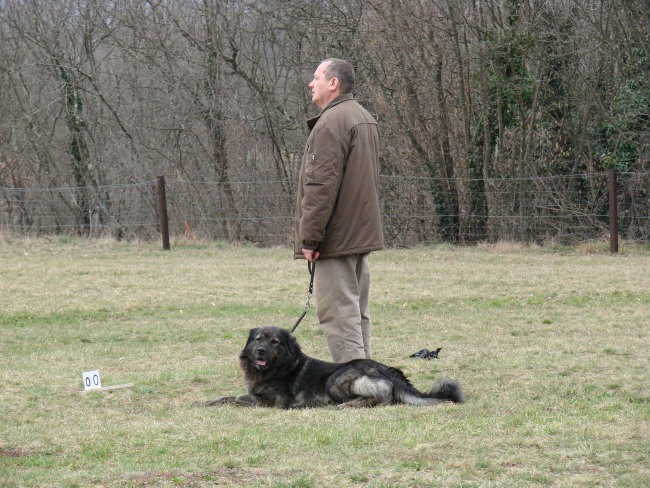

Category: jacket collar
[307, 93, 355, 131]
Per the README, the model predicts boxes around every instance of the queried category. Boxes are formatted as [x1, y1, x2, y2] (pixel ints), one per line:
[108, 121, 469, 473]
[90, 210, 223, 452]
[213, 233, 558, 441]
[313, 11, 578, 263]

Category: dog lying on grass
[195, 326, 464, 409]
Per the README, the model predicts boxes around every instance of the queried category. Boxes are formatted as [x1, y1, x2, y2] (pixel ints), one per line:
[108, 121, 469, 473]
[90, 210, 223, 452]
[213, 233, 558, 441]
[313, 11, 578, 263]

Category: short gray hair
[322, 58, 355, 93]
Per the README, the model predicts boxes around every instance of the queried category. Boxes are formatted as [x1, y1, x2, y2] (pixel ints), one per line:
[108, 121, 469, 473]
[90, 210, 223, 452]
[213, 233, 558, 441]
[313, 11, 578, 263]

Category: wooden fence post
[157, 176, 170, 250]
[608, 169, 618, 254]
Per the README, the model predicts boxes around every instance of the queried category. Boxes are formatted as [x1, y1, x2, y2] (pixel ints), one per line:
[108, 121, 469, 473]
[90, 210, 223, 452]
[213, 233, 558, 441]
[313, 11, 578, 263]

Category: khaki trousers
[314, 254, 371, 362]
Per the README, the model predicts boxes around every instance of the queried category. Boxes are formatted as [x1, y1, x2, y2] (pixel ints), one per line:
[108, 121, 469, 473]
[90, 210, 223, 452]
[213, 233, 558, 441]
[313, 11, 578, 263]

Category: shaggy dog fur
[196, 326, 464, 409]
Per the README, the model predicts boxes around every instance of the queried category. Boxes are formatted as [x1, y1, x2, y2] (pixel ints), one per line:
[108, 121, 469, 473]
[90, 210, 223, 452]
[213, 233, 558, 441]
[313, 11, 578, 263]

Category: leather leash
[290, 260, 316, 333]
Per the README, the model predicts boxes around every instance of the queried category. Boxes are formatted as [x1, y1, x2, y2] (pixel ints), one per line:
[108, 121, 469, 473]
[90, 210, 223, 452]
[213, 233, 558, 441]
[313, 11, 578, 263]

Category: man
[294, 58, 384, 362]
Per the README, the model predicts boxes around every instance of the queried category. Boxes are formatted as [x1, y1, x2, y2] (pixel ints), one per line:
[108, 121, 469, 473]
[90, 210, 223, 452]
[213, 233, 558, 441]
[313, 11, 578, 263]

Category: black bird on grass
[410, 347, 442, 360]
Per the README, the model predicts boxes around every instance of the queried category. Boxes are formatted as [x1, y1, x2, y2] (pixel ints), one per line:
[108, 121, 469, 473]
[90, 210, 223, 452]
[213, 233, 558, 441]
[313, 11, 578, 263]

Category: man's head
[309, 58, 355, 109]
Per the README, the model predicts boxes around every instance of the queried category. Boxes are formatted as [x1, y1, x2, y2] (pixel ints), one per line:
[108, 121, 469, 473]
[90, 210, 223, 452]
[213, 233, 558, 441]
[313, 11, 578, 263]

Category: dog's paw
[193, 396, 237, 407]
[335, 402, 353, 410]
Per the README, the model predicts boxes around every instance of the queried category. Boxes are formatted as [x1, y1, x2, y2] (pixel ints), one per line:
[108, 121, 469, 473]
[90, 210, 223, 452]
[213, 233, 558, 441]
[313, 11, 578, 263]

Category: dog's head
[239, 326, 303, 374]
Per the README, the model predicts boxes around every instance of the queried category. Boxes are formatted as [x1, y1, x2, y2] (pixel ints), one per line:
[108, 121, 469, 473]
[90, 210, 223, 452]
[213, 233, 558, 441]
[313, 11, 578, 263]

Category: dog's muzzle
[255, 347, 269, 369]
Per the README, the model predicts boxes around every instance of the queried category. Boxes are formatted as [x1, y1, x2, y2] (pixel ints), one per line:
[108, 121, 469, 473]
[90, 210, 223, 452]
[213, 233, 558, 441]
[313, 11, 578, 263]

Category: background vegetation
[0, 0, 648, 243]
[1, 238, 648, 487]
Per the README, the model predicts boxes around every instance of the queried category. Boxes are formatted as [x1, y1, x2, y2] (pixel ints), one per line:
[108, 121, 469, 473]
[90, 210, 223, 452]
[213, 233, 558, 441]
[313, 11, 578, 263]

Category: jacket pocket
[305, 152, 316, 183]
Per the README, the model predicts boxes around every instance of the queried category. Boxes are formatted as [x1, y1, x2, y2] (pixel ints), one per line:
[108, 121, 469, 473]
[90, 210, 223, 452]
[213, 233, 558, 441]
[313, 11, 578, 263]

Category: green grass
[0, 237, 648, 487]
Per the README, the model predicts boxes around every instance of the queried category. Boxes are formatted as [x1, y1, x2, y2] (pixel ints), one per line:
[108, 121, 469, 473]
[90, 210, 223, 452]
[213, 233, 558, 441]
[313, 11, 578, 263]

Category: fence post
[157, 176, 170, 250]
[608, 169, 618, 254]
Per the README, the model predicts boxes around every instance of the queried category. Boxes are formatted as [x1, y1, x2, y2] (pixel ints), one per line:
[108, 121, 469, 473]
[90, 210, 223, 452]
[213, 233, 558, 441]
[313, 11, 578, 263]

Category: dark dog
[195, 326, 464, 409]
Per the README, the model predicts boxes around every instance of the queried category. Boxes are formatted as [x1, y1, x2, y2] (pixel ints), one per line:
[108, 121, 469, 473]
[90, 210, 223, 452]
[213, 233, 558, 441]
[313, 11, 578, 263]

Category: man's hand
[301, 248, 320, 262]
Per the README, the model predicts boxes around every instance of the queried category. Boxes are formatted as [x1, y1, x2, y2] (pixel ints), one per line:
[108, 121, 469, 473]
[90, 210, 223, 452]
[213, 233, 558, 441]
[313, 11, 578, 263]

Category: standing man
[294, 58, 384, 362]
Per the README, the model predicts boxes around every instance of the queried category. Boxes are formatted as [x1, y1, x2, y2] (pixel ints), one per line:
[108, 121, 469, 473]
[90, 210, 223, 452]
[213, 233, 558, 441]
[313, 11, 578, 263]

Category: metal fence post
[157, 176, 170, 250]
[608, 169, 618, 254]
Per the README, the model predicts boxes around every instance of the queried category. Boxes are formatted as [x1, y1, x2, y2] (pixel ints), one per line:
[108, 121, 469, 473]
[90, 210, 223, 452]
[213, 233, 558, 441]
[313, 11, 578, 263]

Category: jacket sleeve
[299, 123, 345, 249]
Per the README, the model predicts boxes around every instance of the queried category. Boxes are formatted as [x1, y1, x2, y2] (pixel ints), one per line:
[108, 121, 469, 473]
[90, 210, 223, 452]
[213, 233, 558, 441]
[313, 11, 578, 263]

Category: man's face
[309, 62, 335, 109]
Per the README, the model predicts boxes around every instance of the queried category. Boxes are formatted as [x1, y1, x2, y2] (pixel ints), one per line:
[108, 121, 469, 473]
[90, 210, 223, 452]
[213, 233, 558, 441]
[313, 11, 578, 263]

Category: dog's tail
[395, 379, 465, 406]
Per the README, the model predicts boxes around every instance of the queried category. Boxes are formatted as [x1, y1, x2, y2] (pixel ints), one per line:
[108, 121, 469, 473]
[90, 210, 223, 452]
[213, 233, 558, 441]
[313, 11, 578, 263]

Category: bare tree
[0, 0, 646, 243]
[2, 0, 117, 234]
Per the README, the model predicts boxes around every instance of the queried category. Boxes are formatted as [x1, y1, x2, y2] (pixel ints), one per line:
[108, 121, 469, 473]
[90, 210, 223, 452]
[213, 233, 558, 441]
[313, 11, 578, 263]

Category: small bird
[410, 347, 442, 360]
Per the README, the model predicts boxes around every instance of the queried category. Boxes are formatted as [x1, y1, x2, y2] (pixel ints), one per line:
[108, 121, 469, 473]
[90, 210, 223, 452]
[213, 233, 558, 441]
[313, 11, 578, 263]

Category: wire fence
[1, 172, 648, 247]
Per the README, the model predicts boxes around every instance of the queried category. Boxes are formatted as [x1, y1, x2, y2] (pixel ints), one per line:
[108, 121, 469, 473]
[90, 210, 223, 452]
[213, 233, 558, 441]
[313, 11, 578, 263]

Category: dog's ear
[286, 331, 303, 357]
[240, 328, 258, 358]
[246, 327, 258, 344]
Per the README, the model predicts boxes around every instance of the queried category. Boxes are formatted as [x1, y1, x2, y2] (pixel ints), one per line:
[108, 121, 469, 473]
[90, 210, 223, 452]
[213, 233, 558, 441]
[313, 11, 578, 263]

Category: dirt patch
[0, 447, 32, 457]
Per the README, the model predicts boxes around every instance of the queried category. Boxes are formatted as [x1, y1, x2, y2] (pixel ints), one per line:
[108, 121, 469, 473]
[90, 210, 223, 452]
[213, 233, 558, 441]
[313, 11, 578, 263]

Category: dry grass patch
[0, 238, 648, 487]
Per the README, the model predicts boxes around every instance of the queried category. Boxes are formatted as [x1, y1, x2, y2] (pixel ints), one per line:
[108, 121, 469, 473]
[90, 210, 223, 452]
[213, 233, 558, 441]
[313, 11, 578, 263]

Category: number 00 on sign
[83, 370, 102, 390]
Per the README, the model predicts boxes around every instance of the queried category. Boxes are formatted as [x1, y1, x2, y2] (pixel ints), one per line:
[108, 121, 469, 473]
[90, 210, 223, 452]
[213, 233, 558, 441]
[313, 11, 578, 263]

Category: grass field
[0, 237, 648, 487]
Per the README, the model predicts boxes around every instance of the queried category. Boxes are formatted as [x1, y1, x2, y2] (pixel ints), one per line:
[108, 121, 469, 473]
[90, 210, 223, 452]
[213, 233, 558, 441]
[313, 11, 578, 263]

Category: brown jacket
[294, 93, 384, 259]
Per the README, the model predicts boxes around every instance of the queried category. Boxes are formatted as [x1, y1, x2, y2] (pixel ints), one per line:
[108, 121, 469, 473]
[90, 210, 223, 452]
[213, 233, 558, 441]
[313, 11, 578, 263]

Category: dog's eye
[271, 339, 280, 345]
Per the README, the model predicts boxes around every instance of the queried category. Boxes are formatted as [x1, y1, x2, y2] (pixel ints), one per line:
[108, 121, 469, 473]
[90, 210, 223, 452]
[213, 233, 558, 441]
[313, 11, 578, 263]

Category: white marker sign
[82, 370, 102, 390]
